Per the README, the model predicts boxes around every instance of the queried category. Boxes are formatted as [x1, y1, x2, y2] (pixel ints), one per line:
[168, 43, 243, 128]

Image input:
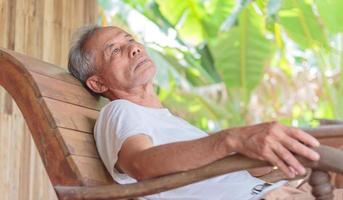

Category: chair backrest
[2, 48, 343, 190]
[0, 48, 113, 187]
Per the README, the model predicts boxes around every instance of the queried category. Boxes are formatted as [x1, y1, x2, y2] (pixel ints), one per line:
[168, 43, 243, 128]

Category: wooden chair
[1, 48, 343, 200]
[319, 119, 343, 188]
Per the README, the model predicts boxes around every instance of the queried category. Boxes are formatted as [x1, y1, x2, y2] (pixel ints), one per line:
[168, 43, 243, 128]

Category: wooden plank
[59, 127, 99, 158]
[319, 121, 343, 188]
[43, 0, 53, 23]
[14, 0, 25, 53]
[0, 113, 58, 200]
[319, 137, 343, 149]
[26, 15, 44, 59]
[0, 0, 9, 48]
[0, 48, 82, 86]
[0, 87, 14, 115]
[320, 119, 343, 125]
[0, 56, 82, 186]
[60, 25, 70, 67]
[31, 72, 109, 111]
[67, 155, 113, 186]
[51, 22, 62, 66]
[7, 0, 16, 50]
[61, 0, 70, 29]
[44, 97, 99, 133]
[27, 0, 44, 18]
[0, 114, 12, 200]
[52, 0, 62, 25]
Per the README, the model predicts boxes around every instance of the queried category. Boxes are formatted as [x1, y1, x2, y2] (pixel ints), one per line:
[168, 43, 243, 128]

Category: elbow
[129, 159, 153, 181]
[133, 174, 148, 181]
[131, 170, 148, 181]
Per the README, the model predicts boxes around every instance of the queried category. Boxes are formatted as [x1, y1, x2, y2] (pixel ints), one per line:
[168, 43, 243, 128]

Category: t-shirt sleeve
[94, 101, 154, 183]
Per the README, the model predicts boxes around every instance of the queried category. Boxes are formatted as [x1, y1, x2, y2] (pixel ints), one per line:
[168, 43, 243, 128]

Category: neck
[105, 83, 163, 108]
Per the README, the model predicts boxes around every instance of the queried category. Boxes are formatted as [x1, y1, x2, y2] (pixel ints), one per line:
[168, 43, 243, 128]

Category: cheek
[103, 67, 130, 88]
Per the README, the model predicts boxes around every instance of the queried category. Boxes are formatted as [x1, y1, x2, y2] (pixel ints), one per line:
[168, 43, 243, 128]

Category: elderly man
[68, 25, 320, 200]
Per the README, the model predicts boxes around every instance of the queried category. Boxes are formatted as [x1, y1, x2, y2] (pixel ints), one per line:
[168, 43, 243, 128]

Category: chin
[134, 65, 156, 87]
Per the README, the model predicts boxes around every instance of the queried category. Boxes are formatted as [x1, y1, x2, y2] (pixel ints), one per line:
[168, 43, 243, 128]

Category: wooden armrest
[303, 125, 343, 138]
[55, 145, 343, 200]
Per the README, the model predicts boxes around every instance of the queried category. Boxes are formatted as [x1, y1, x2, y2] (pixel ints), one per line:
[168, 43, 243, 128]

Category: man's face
[85, 26, 156, 93]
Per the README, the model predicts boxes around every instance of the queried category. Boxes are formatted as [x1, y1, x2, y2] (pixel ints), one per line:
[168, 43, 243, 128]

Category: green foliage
[98, 0, 343, 131]
[315, 0, 343, 33]
[276, 0, 327, 49]
[210, 5, 275, 103]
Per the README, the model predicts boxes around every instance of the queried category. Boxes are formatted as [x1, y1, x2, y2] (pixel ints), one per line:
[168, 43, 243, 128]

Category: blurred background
[0, 0, 342, 199]
[98, 0, 343, 131]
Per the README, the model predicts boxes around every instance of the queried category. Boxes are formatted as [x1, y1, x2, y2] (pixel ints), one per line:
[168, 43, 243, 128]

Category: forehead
[84, 26, 128, 51]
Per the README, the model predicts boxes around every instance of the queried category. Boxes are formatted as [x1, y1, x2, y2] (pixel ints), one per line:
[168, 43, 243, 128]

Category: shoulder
[94, 99, 148, 137]
[97, 99, 150, 125]
[100, 99, 141, 116]
[94, 99, 154, 141]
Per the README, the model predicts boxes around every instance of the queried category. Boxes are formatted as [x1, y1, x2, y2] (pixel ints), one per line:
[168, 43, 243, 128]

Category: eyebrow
[125, 34, 132, 38]
[104, 33, 133, 50]
[103, 33, 133, 57]
[104, 43, 115, 55]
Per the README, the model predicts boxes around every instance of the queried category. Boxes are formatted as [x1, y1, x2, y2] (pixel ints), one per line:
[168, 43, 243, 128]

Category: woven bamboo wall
[0, 0, 97, 199]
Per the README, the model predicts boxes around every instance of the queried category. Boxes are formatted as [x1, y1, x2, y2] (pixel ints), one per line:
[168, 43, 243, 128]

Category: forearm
[129, 129, 238, 180]
[125, 121, 320, 180]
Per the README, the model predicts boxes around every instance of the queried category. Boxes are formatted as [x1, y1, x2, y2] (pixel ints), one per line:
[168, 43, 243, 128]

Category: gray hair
[68, 25, 101, 97]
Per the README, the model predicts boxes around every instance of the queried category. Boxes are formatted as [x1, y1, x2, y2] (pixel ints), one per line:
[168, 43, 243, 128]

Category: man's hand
[227, 121, 320, 178]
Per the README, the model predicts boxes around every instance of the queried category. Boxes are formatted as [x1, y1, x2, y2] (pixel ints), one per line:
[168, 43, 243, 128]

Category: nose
[130, 44, 142, 57]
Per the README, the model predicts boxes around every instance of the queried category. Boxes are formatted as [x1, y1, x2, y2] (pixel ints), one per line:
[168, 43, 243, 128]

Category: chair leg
[309, 170, 334, 200]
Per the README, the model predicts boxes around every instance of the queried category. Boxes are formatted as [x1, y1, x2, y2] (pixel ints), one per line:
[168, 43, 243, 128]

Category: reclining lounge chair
[1, 48, 343, 200]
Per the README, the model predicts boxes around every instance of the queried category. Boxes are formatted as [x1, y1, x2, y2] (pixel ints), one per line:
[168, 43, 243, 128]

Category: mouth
[135, 57, 151, 70]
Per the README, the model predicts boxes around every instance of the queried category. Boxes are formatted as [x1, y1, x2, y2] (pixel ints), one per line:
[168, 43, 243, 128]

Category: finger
[286, 127, 320, 147]
[289, 166, 297, 176]
[282, 136, 320, 161]
[274, 144, 306, 175]
[265, 150, 295, 178]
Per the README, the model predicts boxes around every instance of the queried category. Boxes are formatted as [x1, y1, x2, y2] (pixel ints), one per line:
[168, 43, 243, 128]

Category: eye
[112, 47, 121, 55]
[129, 38, 135, 43]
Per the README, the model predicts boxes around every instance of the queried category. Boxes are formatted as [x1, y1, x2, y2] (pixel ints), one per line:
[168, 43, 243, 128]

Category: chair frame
[1, 48, 343, 200]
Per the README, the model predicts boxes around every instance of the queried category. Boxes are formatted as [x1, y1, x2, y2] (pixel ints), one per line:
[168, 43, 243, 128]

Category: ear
[85, 75, 108, 94]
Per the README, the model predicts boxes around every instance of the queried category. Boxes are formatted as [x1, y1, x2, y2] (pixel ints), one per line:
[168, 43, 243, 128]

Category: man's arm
[116, 130, 234, 181]
[116, 121, 320, 181]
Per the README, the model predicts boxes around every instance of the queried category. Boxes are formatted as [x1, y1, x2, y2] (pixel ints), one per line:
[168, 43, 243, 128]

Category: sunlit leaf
[277, 0, 328, 49]
[210, 5, 275, 102]
[155, 0, 205, 44]
[315, 0, 343, 33]
[203, 0, 236, 37]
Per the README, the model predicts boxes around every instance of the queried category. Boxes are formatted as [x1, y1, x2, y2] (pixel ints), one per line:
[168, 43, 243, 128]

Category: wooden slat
[0, 0, 9, 48]
[0, 113, 58, 200]
[31, 72, 109, 111]
[6, 0, 16, 50]
[1, 53, 82, 186]
[319, 120, 343, 188]
[320, 119, 343, 125]
[25, 15, 44, 59]
[59, 128, 99, 158]
[67, 155, 113, 186]
[319, 137, 343, 149]
[0, 48, 82, 86]
[44, 97, 98, 133]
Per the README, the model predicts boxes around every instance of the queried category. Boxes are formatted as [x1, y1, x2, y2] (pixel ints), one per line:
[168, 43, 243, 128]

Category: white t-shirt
[94, 99, 286, 200]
